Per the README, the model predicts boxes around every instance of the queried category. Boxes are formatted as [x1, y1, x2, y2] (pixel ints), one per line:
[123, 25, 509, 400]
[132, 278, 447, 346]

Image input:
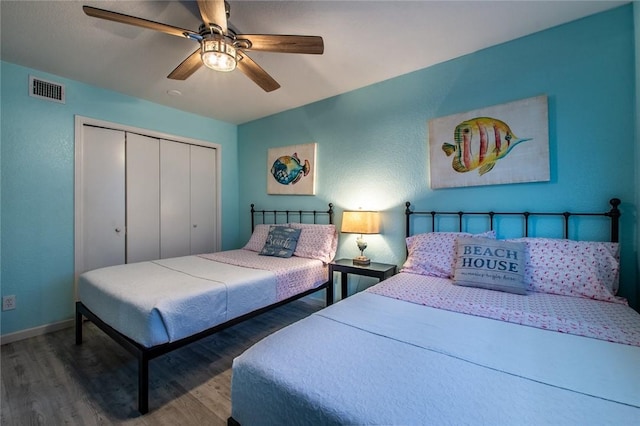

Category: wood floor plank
[1, 298, 323, 424]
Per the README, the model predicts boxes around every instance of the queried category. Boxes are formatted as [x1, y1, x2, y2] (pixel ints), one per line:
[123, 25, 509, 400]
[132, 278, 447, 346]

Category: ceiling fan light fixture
[201, 36, 237, 72]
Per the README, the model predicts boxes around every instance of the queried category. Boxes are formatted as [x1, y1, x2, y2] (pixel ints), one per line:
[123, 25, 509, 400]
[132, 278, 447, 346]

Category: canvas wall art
[428, 95, 549, 189]
[267, 143, 317, 195]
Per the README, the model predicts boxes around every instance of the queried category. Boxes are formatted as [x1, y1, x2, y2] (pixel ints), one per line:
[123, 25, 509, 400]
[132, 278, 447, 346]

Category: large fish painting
[428, 95, 549, 189]
[442, 117, 531, 176]
[267, 143, 317, 195]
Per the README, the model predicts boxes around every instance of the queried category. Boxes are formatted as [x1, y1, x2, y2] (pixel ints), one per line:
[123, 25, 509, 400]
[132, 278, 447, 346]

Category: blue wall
[238, 5, 638, 306]
[634, 2, 640, 310]
[0, 62, 239, 335]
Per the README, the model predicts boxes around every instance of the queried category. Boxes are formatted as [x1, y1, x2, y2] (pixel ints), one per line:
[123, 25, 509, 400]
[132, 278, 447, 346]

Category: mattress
[230, 274, 640, 425]
[78, 249, 326, 347]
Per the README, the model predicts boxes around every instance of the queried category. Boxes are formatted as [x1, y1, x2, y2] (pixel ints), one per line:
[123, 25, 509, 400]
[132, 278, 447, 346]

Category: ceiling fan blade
[197, 0, 228, 34]
[83, 6, 197, 39]
[168, 49, 203, 80]
[236, 52, 280, 92]
[236, 35, 324, 54]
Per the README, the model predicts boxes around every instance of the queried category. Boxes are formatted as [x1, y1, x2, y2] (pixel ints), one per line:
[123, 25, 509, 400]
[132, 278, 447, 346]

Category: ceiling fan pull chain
[185, 33, 202, 42]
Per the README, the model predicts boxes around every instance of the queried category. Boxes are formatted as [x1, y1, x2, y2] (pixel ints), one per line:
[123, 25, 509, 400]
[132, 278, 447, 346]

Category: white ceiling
[1, 1, 627, 124]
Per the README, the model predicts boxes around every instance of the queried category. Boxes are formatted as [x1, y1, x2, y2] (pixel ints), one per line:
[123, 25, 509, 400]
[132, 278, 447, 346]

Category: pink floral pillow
[401, 231, 496, 278]
[289, 223, 338, 263]
[510, 238, 620, 303]
[243, 224, 277, 252]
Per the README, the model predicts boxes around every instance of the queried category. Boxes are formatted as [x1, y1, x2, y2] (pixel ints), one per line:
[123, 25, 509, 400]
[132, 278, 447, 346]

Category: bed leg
[75, 303, 83, 345]
[326, 281, 334, 306]
[138, 355, 149, 414]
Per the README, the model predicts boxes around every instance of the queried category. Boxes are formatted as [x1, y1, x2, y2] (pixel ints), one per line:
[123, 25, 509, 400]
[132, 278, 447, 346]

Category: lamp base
[352, 256, 371, 266]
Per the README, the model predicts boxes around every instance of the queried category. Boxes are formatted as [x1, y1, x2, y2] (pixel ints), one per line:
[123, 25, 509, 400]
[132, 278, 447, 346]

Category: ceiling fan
[83, 0, 324, 92]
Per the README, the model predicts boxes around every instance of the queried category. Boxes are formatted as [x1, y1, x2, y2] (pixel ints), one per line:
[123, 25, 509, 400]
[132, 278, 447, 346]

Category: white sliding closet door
[81, 126, 126, 272]
[126, 133, 160, 263]
[75, 116, 221, 291]
[190, 144, 217, 255]
[160, 140, 191, 258]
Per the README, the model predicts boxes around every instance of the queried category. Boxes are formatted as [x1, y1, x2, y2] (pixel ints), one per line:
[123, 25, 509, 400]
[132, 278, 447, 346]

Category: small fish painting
[267, 143, 317, 195]
[271, 153, 310, 185]
[442, 117, 531, 176]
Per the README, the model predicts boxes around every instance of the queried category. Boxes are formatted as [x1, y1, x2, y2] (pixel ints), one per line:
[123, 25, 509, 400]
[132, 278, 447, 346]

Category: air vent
[29, 75, 65, 104]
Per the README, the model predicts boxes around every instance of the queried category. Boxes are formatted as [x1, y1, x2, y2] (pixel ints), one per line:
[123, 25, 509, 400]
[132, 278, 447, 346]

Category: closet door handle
[115, 228, 122, 233]
[193, 224, 198, 228]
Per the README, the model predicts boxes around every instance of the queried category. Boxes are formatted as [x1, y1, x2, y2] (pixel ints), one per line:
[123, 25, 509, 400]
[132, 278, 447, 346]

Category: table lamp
[341, 210, 380, 266]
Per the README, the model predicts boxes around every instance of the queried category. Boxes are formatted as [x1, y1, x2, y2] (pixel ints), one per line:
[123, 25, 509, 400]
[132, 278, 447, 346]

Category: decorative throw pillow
[243, 224, 278, 252]
[510, 238, 620, 302]
[259, 226, 301, 258]
[289, 223, 338, 263]
[401, 231, 496, 278]
[453, 237, 527, 295]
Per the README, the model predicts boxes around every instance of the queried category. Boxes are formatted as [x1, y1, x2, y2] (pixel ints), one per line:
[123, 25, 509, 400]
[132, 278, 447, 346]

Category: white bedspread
[78, 254, 280, 347]
[231, 291, 640, 425]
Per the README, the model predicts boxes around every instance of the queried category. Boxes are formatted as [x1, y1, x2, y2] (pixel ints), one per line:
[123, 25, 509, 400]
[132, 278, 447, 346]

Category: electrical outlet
[2, 295, 16, 311]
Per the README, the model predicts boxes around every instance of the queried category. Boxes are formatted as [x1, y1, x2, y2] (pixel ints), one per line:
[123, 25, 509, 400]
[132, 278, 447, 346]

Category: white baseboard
[0, 319, 75, 345]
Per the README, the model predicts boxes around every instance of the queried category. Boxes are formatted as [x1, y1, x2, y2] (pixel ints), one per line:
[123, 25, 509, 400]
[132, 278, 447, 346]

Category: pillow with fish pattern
[508, 238, 621, 303]
[259, 226, 301, 258]
[452, 237, 527, 295]
[243, 224, 277, 252]
[289, 223, 338, 263]
[401, 231, 496, 278]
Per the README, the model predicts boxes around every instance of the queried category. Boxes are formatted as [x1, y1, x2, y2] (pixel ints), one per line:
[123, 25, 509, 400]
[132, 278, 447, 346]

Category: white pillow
[289, 223, 338, 263]
[401, 231, 496, 278]
[509, 237, 620, 302]
[243, 224, 278, 252]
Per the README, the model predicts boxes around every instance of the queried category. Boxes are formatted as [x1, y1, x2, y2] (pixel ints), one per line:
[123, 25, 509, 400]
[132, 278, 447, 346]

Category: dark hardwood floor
[1, 298, 324, 425]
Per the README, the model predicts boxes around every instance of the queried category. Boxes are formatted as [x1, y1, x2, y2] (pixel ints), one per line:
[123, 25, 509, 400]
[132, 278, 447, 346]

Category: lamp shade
[341, 211, 380, 234]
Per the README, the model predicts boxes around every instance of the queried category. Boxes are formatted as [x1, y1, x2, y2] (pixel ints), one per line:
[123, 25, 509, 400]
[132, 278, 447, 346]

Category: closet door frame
[74, 115, 222, 299]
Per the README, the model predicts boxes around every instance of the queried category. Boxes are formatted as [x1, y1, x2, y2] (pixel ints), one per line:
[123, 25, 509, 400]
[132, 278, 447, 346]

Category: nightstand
[329, 258, 397, 299]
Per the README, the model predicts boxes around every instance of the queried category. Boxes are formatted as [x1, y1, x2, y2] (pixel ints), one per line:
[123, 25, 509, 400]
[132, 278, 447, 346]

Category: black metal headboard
[251, 203, 334, 230]
[405, 198, 621, 243]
